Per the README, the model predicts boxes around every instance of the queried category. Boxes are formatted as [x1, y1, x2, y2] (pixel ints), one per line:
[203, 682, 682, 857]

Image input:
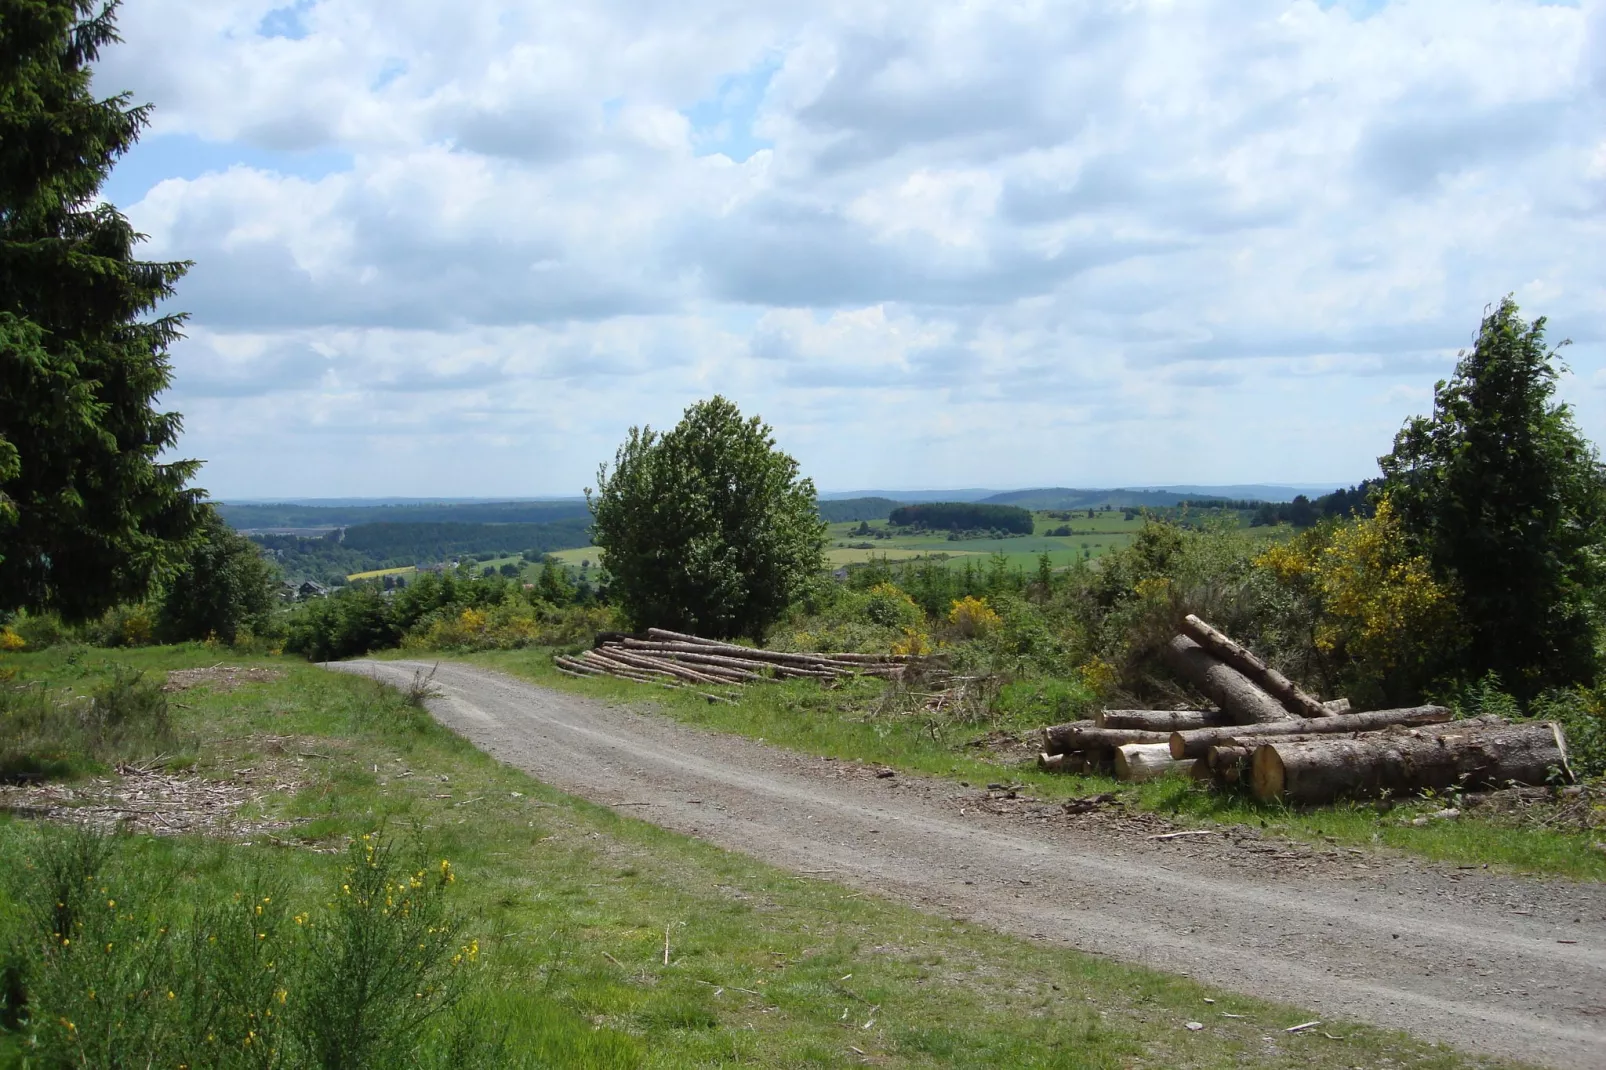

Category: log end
[1250, 743, 1286, 802]
[1168, 730, 1187, 761]
[1039, 752, 1065, 773]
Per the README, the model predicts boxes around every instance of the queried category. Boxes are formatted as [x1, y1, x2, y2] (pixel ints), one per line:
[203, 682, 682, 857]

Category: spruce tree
[0, 0, 202, 620]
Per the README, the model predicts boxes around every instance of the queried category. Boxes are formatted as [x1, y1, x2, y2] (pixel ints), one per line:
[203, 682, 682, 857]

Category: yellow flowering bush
[947, 596, 1001, 639]
[890, 626, 931, 657]
[1255, 498, 1462, 702]
[0, 626, 25, 651]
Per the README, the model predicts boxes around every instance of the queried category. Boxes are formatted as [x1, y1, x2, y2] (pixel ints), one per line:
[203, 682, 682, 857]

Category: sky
[94, 0, 1606, 500]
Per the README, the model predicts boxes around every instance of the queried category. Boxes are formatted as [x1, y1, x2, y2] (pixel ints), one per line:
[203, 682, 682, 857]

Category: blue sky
[91, 0, 1606, 499]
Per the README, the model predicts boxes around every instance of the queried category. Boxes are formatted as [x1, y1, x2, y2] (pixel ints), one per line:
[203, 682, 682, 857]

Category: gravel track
[329, 659, 1606, 1068]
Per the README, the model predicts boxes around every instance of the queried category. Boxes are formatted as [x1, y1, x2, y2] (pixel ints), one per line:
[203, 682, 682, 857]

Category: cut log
[1206, 744, 1253, 783]
[1160, 634, 1294, 725]
[1042, 723, 1169, 755]
[1170, 705, 1454, 760]
[606, 646, 768, 680]
[1114, 743, 1197, 783]
[1179, 614, 1331, 718]
[588, 649, 734, 686]
[1251, 722, 1573, 805]
[1096, 708, 1231, 732]
[1038, 752, 1066, 773]
[1322, 698, 1351, 715]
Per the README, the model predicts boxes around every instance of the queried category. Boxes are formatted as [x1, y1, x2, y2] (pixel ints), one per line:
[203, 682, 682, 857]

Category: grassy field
[474, 651, 1606, 883]
[536, 510, 1290, 576]
[0, 645, 1516, 1068]
[346, 564, 418, 581]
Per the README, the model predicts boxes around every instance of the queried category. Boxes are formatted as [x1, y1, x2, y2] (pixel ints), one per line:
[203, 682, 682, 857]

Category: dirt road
[330, 660, 1606, 1068]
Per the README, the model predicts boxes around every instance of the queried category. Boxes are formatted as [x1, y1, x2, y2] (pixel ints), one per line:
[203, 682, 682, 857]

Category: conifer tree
[0, 0, 202, 619]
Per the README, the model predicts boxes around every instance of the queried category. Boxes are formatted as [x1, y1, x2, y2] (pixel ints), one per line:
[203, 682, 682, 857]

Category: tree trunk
[1160, 634, 1294, 725]
[1252, 722, 1573, 805]
[1206, 744, 1253, 783]
[1170, 705, 1453, 760]
[1042, 723, 1169, 755]
[1114, 742, 1197, 782]
[1096, 708, 1231, 731]
[1179, 615, 1331, 718]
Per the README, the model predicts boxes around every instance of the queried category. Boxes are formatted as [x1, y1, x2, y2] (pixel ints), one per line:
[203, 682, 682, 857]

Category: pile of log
[1038, 614, 1575, 803]
[554, 627, 916, 699]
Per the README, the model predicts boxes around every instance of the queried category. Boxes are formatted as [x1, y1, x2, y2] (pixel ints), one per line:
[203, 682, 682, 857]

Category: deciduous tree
[1380, 298, 1606, 697]
[588, 397, 826, 640]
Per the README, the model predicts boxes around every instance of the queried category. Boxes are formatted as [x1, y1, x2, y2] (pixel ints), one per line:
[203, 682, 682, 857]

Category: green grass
[0, 645, 1520, 1068]
[475, 651, 1606, 882]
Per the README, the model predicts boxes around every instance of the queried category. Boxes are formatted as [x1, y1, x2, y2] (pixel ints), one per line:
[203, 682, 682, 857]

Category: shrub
[0, 668, 180, 780]
[863, 583, 921, 629]
[1, 829, 493, 1068]
[947, 596, 1001, 639]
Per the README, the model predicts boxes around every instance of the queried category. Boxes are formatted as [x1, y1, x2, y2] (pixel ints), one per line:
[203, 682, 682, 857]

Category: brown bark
[588, 649, 735, 686]
[1169, 705, 1453, 760]
[1251, 722, 1573, 804]
[1160, 634, 1294, 725]
[1206, 744, 1253, 783]
[603, 645, 767, 680]
[1178, 615, 1331, 718]
[1096, 708, 1231, 732]
[640, 629, 915, 664]
[1042, 722, 1168, 755]
[1114, 743, 1196, 782]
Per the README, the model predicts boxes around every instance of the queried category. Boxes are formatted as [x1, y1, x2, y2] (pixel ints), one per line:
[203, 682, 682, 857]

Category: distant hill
[218, 499, 593, 530]
[979, 485, 1350, 510]
[817, 497, 901, 523]
[816, 489, 999, 503]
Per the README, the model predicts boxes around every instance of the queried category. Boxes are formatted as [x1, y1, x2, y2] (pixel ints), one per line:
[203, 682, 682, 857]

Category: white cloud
[83, 0, 1606, 496]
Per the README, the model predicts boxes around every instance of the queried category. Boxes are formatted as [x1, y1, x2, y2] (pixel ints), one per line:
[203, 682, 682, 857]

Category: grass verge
[0, 644, 1520, 1068]
[466, 648, 1606, 882]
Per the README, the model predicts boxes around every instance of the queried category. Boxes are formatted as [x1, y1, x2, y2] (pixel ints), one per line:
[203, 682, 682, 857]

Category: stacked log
[1035, 615, 1573, 799]
[1251, 721, 1573, 804]
[554, 627, 917, 696]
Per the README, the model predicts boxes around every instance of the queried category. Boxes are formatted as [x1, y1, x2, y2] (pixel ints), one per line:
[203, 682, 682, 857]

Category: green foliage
[156, 510, 277, 644]
[0, 665, 180, 779]
[887, 502, 1034, 535]
[535, 558, 573, 604]
[283, 570, 613, 661]
[0, 827, 492, 1068]
[588, 396, 826, 640]
[253, 519, 592, 586]
[1381, 297, 1606, 699]
[0, 0, 203, 621]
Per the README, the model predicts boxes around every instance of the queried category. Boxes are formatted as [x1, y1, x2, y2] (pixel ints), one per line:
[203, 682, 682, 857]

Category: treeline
[1249, 481, 1379, 528]
[888, 502, 1035, 534]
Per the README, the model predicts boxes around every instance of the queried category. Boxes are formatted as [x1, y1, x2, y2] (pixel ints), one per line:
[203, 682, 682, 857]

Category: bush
[0, 667, 180, 780]
[0, 828, 494, 1069]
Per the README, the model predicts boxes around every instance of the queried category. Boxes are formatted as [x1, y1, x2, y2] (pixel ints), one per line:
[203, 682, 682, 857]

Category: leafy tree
[156, 510, 277, 644]
[0, 1, 201, 620]
[536, 558, 573, 604]
[1380, 297, 1606, 698]
[588, 396, 827, 640]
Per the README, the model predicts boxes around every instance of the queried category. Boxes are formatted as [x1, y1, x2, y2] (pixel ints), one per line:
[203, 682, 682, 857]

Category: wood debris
[555, 627, 919, 697]
[1037, 615, 1574, 801]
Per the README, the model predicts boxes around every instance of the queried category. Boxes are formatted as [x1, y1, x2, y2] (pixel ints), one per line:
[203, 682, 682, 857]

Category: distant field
[345, 565, 417, 581]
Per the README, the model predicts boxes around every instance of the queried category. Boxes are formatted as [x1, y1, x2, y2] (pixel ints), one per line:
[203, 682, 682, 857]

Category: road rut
[330, 659, 1606, 1068]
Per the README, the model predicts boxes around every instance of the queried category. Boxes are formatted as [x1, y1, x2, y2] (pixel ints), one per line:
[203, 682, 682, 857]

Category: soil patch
[163, 665, 287, 693]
